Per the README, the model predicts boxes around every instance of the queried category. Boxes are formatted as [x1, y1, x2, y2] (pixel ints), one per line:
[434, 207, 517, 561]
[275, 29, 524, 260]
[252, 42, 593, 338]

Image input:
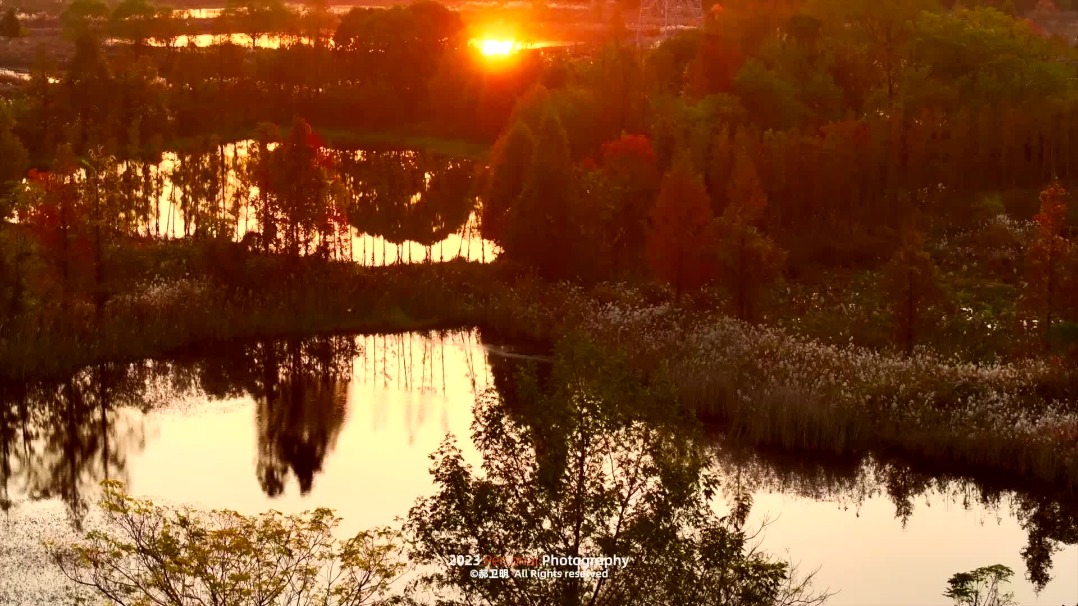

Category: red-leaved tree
[24, 167, 92, 309]
[646, 155, 718, 299]
[601, 134, 660, 275]
[1025, 181, 1070, 350]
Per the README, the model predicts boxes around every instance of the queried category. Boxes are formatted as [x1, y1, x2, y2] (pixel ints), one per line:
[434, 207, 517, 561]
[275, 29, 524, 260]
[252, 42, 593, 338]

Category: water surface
[1, 330, 1075, 605]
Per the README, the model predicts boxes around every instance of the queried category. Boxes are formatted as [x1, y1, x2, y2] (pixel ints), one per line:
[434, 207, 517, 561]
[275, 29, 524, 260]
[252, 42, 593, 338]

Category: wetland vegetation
[2, 0, 1078, 603]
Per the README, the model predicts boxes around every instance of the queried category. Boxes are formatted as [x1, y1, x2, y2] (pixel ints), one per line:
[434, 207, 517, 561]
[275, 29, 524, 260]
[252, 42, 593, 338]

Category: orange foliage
[646, 157, 717, 297]
[1025, 181, 1071, 348]
[601, 134, 660, 188]
[725, 149, 766, 224]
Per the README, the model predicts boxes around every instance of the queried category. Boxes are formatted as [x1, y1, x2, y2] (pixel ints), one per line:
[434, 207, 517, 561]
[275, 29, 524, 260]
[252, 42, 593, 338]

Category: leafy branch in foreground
[45, 479, 408, 606]
[407, 337, 833, 606]
[944, 564, 1017, 606]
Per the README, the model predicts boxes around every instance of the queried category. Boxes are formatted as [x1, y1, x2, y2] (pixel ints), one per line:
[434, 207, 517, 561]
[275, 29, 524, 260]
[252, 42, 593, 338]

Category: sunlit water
[0, 330, 1075, 605]
[65, 142, 499, 266]
[115, 32, 573, 50]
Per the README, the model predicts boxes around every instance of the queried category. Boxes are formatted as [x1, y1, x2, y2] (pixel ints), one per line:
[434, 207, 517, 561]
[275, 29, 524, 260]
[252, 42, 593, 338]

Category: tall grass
[581, 291, 1078, 495]
[0, 259, 491, 381]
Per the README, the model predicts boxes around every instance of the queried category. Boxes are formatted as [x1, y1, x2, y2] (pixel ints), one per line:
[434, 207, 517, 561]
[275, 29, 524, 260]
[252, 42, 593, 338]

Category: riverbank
[2, 251, 1076, 497]
[0, 258, 485, 382]
[580, 293, 1078, 496]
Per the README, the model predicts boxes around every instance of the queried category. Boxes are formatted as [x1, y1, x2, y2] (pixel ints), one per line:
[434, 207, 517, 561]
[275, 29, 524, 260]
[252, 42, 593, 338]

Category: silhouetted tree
[408, 339, 817, 606]
[481, 120, 535, 247]
[503, 108, 581, 280]
[256, 119, 335, 259]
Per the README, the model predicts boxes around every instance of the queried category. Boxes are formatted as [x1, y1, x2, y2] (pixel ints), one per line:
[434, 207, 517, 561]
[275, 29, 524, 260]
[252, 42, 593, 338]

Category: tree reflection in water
[254, 338, 354, 497]
[407, 339, 823, 606]
[0, 331, 1076, 593]
[0, 363, 153, 529]
[707, 441, 1078, 592]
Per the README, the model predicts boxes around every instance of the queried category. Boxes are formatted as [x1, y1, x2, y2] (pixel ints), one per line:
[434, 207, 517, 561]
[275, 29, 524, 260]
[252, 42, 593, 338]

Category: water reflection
[709, 442, 1078, 596]
[253, 338, 354, 496]
[0, 331, 1076, 604]
[0, 364, 156, 529]
[73, 142, 496, 264]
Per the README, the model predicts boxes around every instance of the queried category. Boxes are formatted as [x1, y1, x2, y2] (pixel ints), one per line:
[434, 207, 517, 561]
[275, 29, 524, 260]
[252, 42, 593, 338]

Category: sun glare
[474, 38, 519, 57]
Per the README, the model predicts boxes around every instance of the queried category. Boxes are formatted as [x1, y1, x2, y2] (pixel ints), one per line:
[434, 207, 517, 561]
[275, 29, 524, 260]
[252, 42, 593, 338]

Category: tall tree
[0, 104, 27, 202]
[23, 147, 88, 311]
[481, 120, 535, 247]
[503, 108, 581, 280]
[714, 148, 783, 321]
[646, 154, 718, 298]
[601, 134, 661, 275]
[256, 119, 334, 259]
[63, 34, 116, 155]
[1024, 182, 1070, 350]
[880, 230, 944, 356]
[0, 8, 23, 38]
[0, 106, 29, 316]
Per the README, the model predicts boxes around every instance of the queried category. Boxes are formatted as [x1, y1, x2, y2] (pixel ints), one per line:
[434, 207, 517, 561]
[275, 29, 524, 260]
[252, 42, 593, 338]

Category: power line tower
[636, 0, 704, 46]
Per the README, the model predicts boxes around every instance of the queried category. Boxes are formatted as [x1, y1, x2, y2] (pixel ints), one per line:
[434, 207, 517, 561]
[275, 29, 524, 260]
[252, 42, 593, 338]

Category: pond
[68, 142, 498, 266]
[0, 330, 1075, 605]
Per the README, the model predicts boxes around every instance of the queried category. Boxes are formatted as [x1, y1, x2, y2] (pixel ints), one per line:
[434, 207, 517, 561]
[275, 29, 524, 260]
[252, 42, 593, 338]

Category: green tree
[0, 103, 27, 202]
[63, 34, 116, 155]
[943, 564, 1017, 606]
[715, 150, 784, 320]
[809, 0, 939, 107]
[481, 120, 535, 247]
[503, 108, 581, 280]
[47, 480, 407, 606]
[109, 0, 165, 49]
[59, 0, 110, 40]
[0, 105, 29, 316]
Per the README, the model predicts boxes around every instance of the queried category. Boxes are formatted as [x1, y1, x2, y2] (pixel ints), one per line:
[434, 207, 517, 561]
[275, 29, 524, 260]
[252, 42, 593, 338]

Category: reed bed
[580, 292, 1078, 494]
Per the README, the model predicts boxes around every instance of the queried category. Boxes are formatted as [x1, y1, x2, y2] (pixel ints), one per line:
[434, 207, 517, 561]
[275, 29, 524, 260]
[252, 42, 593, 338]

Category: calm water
[69, 142, 498, 266]
[122, 32, 574, 50]
[1, 330, 1076, 605]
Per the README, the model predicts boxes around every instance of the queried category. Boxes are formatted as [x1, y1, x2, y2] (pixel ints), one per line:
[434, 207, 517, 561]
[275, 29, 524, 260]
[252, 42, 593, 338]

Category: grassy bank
[579, 291, 1078, 495]
[0, 252, 586, 382]
[0, 259, 482, 382]
[3, 253, 1076, 496]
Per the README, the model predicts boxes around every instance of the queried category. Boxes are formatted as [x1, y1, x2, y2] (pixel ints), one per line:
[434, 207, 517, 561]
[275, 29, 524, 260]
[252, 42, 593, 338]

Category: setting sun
[473, 38, 520, 57]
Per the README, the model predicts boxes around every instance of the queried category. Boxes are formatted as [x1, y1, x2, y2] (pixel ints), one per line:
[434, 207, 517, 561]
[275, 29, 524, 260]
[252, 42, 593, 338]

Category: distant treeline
[4, 0, 544, 166]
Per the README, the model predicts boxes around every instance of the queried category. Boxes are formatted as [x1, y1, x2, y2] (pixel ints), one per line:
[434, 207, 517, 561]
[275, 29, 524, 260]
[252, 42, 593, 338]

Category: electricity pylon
[636, 0, 704, 46]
